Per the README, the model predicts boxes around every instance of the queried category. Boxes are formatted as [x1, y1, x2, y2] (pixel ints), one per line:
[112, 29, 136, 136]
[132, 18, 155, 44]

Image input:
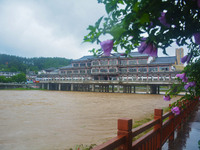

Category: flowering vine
[84, 0, 200, 114]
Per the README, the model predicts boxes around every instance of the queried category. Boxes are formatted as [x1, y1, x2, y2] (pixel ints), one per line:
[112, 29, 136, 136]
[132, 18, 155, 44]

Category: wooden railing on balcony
[92, 99, 199, 150]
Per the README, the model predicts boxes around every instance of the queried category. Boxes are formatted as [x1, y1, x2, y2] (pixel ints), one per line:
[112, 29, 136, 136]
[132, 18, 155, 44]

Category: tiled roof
[74, 55, 96, 61]
[73, 52, 149, 61]
[59, 64, 72, 69]
[45, 67, 56, 71]
[150, 56, 177, 64]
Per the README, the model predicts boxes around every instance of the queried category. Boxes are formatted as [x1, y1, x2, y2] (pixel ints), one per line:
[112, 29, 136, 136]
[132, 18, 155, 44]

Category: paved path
[163, 103, 200, 150]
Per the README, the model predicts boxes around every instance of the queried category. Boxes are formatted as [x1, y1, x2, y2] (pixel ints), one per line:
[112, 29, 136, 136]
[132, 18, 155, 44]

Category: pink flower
[194, 33, 200, 45]
[171, 107, 180, 115]
[163, 95, 171, 101]
[181, 54, 192, 64]
[158, 12, 170, 28]
[184, 81, 196, 90]
[100, 40, 114, 56]
[176, 73, 188, 83]
[138, 38, 158, 57]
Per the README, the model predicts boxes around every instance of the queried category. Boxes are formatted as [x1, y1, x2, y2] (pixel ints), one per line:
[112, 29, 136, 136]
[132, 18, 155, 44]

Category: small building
[0, 71, 20, 78]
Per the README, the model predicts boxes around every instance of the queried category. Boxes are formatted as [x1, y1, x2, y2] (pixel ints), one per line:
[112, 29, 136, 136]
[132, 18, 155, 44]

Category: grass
[68, 144, 96, 150]
[132, 106, 170, 141]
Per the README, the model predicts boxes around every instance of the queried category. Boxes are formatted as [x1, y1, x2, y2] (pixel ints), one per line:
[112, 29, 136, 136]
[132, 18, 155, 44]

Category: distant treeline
[0, 54, 72, 73]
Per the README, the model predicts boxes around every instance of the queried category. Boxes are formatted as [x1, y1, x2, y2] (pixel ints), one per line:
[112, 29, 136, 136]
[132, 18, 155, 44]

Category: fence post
[168, 104, 174, 141]
[117, 118, 132, 150]
[178, 102, 182, 130]
[154, 109, 163, 150]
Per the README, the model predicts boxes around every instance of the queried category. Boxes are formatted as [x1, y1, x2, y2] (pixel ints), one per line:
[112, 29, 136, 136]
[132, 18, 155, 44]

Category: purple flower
[100, 40, 114, 56]
[184, 81, 196, 90]
[163, 95, 171, 101]
[176, 73, 188, 82]
[158, 12, 170, 28]
[193, 33, 200, 45]
[138, 38, 147, 53]
[181, 55, 188, 64]
[171, 107, 180, 115]
[182, 77, 188, 83]
[181, 54, 192, 64]
[176, 73, 186, 79]
[138, 39, 158, 57]
[184, 84, 190, 90]
[148, 22, 154, 29]
[190, 81, 196, 87]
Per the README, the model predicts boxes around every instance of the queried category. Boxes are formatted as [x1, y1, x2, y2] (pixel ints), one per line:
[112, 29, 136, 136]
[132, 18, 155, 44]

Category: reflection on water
[0, 90, 179, 150]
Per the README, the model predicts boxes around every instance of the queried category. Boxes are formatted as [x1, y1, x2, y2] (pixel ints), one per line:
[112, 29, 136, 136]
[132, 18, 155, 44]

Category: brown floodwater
[0, 90, 180, 150]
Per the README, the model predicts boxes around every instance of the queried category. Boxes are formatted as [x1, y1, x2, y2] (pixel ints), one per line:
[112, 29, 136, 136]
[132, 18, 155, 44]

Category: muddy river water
[0, 90, 180, 150]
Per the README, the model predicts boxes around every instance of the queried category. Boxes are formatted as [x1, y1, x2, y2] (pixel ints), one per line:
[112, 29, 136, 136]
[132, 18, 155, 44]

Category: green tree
[0, 76, 7, 83]
[11, 73, 26, 83]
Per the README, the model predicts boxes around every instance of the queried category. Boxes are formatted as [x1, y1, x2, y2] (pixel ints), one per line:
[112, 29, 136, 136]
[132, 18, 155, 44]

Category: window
[100, 60, 108, 66]
[87, 70, 91, 74]
[121, 60, 127, 65]
[109, 68, 117, 72]
[80, 63, 86, 67]
[87, 62, 91, 67]
[73, 70, 79, 74]
[67, 71, 72, 74]
[128, 60, 137, 65]
[92, 61, 99, 66]
[138, 59, 147, 64]
[159, 66, 169, 72]
[73, 63, 79, 67]
[138, 67, 147, 72]
[80, 70, 86, 74]
[100, 69, 108, 72]
[149, 67, 158, 72]
[92, 69, 99, 73]
[120, 68, 127, 73]
[109, 60, 117, 65]
[128, 68, 137, 72]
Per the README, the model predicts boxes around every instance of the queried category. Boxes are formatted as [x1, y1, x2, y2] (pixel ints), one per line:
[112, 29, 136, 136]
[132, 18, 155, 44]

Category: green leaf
[133, 2, 139, 12]
[109, 24, 126, 40]
[95, 16, 104, 29]
[140, 13, 150, 24]
[87, 25, 96, 32]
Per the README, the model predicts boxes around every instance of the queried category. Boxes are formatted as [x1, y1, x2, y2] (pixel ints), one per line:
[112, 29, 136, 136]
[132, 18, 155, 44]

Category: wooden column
[58, 83, 61, 91]
[71, 84, 73, 91]
[47, 83, 49, 90]
[154, 109, 163, 150]
[117, 118, 132, 150]
[117, 85, 120, 93]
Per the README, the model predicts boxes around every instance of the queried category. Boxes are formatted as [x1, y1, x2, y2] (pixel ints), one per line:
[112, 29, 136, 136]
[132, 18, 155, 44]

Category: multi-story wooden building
[58, 51, 181, 81]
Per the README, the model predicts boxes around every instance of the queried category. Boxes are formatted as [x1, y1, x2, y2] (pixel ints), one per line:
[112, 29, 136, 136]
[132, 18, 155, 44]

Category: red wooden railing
[92, 99, 199, 150]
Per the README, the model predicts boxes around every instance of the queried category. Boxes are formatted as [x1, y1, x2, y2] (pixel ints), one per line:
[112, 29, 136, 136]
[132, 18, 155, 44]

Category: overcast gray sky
[0, 0, 186, 59]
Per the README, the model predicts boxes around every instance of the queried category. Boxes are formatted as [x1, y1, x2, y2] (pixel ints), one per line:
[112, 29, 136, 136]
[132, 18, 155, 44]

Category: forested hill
[0, 54, 72, 73]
